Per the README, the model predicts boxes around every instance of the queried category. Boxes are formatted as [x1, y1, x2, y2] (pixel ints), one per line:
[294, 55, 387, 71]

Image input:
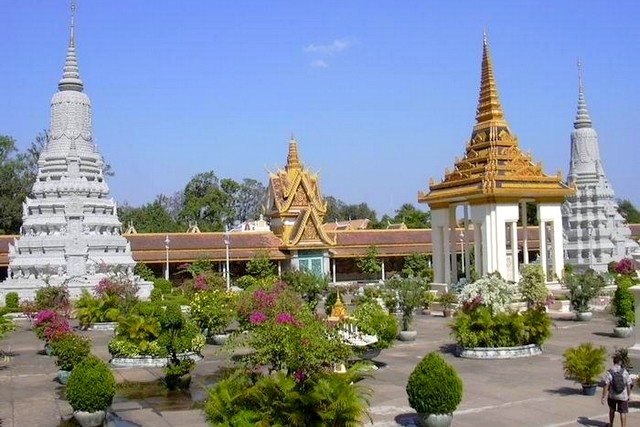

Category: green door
[298, 251, 324, 276]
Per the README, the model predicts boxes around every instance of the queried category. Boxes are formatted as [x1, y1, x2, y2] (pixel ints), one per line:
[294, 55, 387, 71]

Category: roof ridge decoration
[58, 1, 84, 92]
[419, 34, 574, 208]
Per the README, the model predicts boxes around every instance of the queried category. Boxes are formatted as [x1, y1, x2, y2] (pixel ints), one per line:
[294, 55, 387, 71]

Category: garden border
[87, 322, 118, 331]
[110, 352, 203, 368]
[457, 344, 542, 359]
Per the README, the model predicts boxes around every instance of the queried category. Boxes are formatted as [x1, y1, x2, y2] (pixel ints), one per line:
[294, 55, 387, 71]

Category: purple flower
[615, 258, 636, 276]
[33, 310, 57, 327]
[249, 311, 268, 325]
[194, 275, 208, 291]
[293, 369, 306, 383]
[275, 312, 297, 325]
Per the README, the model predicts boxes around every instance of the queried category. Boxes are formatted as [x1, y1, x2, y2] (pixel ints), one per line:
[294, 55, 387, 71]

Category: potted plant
[353, 301, 399, 353]
[66, 355, 116, 427]
[387, 276, 429, 341]
[564, 269, 605, 321]
[50, 332, 91, 384]
[406, 352, 463, 427]
[562, 342, 606, 395]
[612, 275, 635, 338]
[421, 291, 437, 316]
[438, 292, 457, 318]
[164, 358, 195, 390]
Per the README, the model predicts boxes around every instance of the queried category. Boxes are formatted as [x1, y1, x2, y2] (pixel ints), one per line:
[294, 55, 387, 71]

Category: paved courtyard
[0, 311, 638, 426]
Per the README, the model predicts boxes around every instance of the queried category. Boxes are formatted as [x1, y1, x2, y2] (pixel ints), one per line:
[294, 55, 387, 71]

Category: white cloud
[310, 59, 329, 69]
[304, 38, 355, 56]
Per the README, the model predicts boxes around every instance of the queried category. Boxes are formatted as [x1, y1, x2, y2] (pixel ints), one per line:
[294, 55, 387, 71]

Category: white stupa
[562, 63, 639, 272]
[1, 7, 151, 300]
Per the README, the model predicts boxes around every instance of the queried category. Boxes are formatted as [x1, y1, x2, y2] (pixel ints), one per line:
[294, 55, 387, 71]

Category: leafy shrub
[613, 275, 636, 327]
[352, 302, 399, 349]
[245, 252, 277, 279]
[205, 368, 371, 426]
[406, 352, 463, 415]
[66, 355, 116, 412]
[282, 269, 328, 310]
[564, 269, 606, 313]
[324, 290, 338, 315]
[75, 290, 121, 328]
[451, 306, 551, 348]
[150, 278, 173, 301]
[563, 342, 606, 385]
[236, 280, 304, 328]
[35, 285, 70, 312]
[189, 289, 236, 335]
[519, 264, 548, 309]
[386, 275, 429, 330]
[438, 292, 457, 309]
[356, 246, 382, 278]
[134, 262, 156, 281]
[50, 333, 91, 371]
[5, 292, 19, 311]
[614, 258, 636, 276]
[0, 316, 16, 340]
[164, 358, 195, 390]
[458, 276, 517, 314]
[32, 310, 71, 341]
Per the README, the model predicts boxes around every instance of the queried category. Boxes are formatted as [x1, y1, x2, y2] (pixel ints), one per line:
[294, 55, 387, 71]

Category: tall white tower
[562, 62, 639, 272]
[1, 5, 150, 299]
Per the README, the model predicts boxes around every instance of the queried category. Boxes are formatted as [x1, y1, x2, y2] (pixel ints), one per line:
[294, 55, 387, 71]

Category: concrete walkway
[0, 312, 638, 426]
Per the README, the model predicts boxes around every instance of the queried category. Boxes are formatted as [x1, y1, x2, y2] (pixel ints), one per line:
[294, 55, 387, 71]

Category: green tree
[617, 199, 640, 224]
[356, 246, 382, 279]
[246, 251, 277, 279]
[180, 171, 234, 231]
[390, 203, 431, 229]
[325, 195, 378, 224]
[119, 198, 183, 233]
[0, 135, 31, 234]
[401, 253, 433, 280]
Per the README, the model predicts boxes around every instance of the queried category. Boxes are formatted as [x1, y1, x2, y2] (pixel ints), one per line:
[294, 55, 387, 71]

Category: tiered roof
[266, 138, 335, 247]
[420, 35, 573, 209]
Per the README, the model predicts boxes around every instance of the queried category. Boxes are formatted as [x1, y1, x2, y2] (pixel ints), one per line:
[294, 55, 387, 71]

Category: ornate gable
[266, 137, 334, 247]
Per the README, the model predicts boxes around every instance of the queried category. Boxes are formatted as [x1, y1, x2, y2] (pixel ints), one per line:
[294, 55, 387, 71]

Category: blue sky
[2, 1, 639, 217]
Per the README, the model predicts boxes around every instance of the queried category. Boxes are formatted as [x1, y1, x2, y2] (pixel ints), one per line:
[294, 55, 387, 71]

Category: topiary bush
[50, 332, 91, 371]
[66, 355, 116, 412]
[406, 352, 463, 415]
[519, 264, 548, 309]
[5, 292, 19, 311]
[613, 275, 635, 327]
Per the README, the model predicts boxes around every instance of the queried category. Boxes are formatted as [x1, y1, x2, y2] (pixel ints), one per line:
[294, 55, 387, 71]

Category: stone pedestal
[628, 284, 640, 373]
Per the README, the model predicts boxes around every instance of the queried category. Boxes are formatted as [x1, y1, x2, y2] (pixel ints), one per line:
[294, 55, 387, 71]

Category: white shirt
[604, 364, 632, 401]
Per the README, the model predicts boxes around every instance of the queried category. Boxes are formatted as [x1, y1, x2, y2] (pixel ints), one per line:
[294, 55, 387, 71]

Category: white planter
[613, 327, 633, 338]
[87, 322, 118, 331]
[420, 412, 453, 427]
[549, 300, 571, 313]
[398, 330, 417, 341]
[110, 352, 202, 368]
[212, 333, 230, 345]
[575, 312, 593, 321]
[458, 344, 542, 359]
[73, 410, 106, 427]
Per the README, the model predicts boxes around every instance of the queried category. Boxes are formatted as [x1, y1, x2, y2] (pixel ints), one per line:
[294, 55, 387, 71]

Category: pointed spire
[286, 135, 302, 170]
[574, 59, 592, 129]
[473, 32, 508, 131]
[58, 1, 84, 92]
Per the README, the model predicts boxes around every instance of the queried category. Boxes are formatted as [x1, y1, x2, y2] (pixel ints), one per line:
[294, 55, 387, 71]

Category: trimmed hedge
[66, 355, 116, 412]
[51, 333, 91, 371]
[406, 352, 463, 415]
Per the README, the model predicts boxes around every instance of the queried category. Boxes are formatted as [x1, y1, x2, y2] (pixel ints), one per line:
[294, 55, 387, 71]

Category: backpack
[610, 369, 626, 395]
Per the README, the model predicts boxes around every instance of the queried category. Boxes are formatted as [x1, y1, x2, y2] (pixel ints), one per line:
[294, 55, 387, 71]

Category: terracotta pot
[442, 308, 453, 318]
[420, 412, 453, 427]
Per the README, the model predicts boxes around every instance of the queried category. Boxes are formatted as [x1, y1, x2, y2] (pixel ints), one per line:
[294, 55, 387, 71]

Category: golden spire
[286, 135, 302, 170]
[473, 32, 508, 131]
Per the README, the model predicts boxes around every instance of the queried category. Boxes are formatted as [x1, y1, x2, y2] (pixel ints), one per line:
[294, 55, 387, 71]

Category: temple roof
[419, 35, 574, 208]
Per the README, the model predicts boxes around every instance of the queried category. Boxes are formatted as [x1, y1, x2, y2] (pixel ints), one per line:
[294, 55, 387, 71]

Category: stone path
[0, 312, 638, 426]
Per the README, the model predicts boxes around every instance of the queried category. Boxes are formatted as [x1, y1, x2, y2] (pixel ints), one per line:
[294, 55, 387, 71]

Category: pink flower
[615, 258, 636, 276]
[293, 369, 306, 383]
[249, 311, 268, 325]
[275, 312, 297, 326]
[33, 310, 57, 327]
[194, 275, 208, 291]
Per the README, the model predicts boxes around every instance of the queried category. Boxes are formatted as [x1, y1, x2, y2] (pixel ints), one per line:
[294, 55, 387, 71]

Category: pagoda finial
[473, 32, 508, 131]
[574, 58, 592, 129]
[58, 1, 84, 92]
[286, 135, 302, 170]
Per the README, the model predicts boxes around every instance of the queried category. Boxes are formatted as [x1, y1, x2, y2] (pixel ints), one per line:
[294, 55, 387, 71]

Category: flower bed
[457, 343, 542, 359]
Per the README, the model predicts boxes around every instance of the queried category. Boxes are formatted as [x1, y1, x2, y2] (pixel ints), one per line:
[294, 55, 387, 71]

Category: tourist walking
[601, 354, 633, 427]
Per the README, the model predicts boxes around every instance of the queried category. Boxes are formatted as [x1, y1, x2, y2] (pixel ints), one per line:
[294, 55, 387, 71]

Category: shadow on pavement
[576, 416, 608, 426]
[592, 332, 613, 338]
[394, 412, 420, 426]
[438, 343, 458, 355]
[544, 386, 582, 396]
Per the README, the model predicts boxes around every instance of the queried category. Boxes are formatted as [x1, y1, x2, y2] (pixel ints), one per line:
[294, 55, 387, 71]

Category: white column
[444, 224, 451, 284]
[521, 201, 529, 264]
[538, 204, 565, 281]
[463, 205, 471, 280]
[381, 259, 385, 281]
[628, 285, 640, 369]
[473, 222, 482, 276]
[431, 208, 449, 283]
[539, 219, 548, 281]
[551, 215, 564, 280]
[332, 259, 336, 284]
[511, 221, 519, 282]
[278, 260, 282, 277]
[449, 207, 458, 283]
